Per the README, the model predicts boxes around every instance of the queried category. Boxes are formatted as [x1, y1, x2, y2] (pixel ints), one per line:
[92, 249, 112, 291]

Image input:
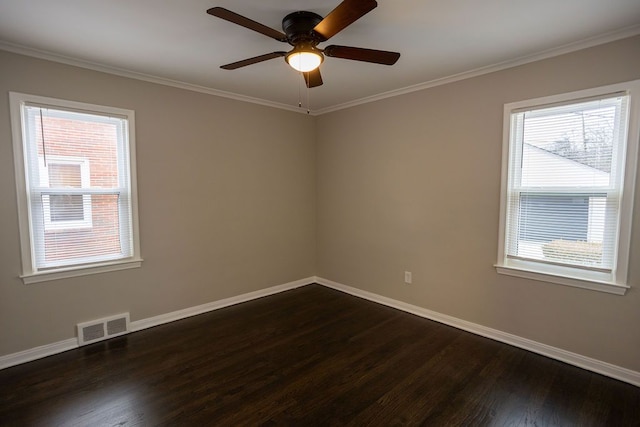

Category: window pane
[48, 163, 82, 188]
[46, 163, 86, 223]
[515, 193, 607, 267]
[49, 195, 85, 221]
[520, 98, 619, 189]
[42, 194, 124, 265]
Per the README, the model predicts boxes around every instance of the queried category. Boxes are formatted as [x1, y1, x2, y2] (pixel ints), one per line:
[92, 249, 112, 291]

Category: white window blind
[10, 93, 141, 282]
[505, 95, 628, 272]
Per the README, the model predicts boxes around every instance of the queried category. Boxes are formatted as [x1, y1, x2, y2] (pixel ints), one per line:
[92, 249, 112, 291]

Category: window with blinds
[506, 96, 625, 270]
[496, 81, 640, 294]
[10, 93, 142, 283]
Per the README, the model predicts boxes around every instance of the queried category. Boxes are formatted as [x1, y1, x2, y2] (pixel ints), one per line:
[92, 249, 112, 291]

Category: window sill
[494, 263, 629, 295]
[21, 258, 143, 284]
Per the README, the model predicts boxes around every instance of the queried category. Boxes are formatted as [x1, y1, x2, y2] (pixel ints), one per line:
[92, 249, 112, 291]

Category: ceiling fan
[207, 0, 400, 88]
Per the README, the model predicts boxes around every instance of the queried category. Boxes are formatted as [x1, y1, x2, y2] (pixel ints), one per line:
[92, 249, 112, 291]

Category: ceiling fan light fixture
[209, 3, 401, 89]
[286, 47, 324, 72]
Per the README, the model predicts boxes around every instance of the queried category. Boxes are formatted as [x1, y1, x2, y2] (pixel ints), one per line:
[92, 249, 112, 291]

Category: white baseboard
[314, 276, 640, 387]
[0, 277, 315, 370]
[130, 277, 313, 332]
[0, 338, 78, 370]
[3, 275, 638, 388]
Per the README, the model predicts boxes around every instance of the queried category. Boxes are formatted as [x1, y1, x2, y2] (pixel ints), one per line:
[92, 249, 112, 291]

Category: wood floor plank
[0, 284, 638, 426]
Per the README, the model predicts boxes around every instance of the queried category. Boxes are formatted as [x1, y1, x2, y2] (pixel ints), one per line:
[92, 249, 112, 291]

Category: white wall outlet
[404, 271, 412, 284]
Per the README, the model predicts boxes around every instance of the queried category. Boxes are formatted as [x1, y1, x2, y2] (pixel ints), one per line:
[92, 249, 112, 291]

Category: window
[10, 93, 142, 283]
[496, 81, 640, 295]
[39, 156, 92, 231]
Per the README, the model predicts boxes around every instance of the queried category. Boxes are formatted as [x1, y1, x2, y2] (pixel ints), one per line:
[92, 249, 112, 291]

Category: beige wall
[2, 35, 639, 373]
[316, 35, 640, 372]
[0, 50, 317, 356]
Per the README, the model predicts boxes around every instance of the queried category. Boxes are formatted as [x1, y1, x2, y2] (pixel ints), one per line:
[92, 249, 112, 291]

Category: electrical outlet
[404, 271, 412, 284]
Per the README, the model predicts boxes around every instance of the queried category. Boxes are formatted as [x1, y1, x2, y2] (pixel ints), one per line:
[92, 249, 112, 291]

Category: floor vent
[77, 313, 130, 346]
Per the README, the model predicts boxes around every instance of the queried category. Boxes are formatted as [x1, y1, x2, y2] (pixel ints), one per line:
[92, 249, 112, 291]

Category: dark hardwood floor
[1, 284, 638, 426]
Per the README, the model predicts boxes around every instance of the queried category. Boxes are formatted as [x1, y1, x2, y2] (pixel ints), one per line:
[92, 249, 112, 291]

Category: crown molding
[2, 23, 639, 116]
[0, 41, 307, 115]
[313, 24, 640, 115]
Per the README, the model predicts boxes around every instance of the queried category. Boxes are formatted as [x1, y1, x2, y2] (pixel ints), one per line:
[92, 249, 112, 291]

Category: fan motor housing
[282, 11, 323, 45]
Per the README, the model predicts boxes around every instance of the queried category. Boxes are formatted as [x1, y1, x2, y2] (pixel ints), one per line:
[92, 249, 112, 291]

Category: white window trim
[10, 92, 143, 284]
[38, 155, 93, 231]
[495, 80, 640, 295]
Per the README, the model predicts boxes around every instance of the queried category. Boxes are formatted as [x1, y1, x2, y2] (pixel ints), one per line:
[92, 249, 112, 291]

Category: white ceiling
[1, 0, 639, 113]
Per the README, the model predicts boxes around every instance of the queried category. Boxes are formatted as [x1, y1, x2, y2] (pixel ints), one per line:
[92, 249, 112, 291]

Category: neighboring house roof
[522, 143, 609, 187]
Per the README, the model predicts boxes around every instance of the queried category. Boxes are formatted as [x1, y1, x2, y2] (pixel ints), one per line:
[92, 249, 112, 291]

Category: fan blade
[303, 69, 323, 88]
[221, 52, 287, 70]
[313, 0, 378, 41]
[207, 7, 287, 42]
[324, 45, 400, 65]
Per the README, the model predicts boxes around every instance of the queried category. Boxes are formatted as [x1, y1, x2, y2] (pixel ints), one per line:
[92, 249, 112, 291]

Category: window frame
[10, 92, 143, 284]
[38, 155, 93, 231]
[495, 80, 640, 295]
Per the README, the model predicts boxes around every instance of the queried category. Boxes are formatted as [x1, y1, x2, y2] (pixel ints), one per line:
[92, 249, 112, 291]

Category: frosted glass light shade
[286, 51, 323, 72]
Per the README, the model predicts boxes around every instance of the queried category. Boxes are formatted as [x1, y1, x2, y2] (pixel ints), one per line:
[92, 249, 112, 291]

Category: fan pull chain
[39, 108, 48, 167]
[298, 72, 302, 108]
[297, 72, 311, 114]
[306, 78, 310, 114]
